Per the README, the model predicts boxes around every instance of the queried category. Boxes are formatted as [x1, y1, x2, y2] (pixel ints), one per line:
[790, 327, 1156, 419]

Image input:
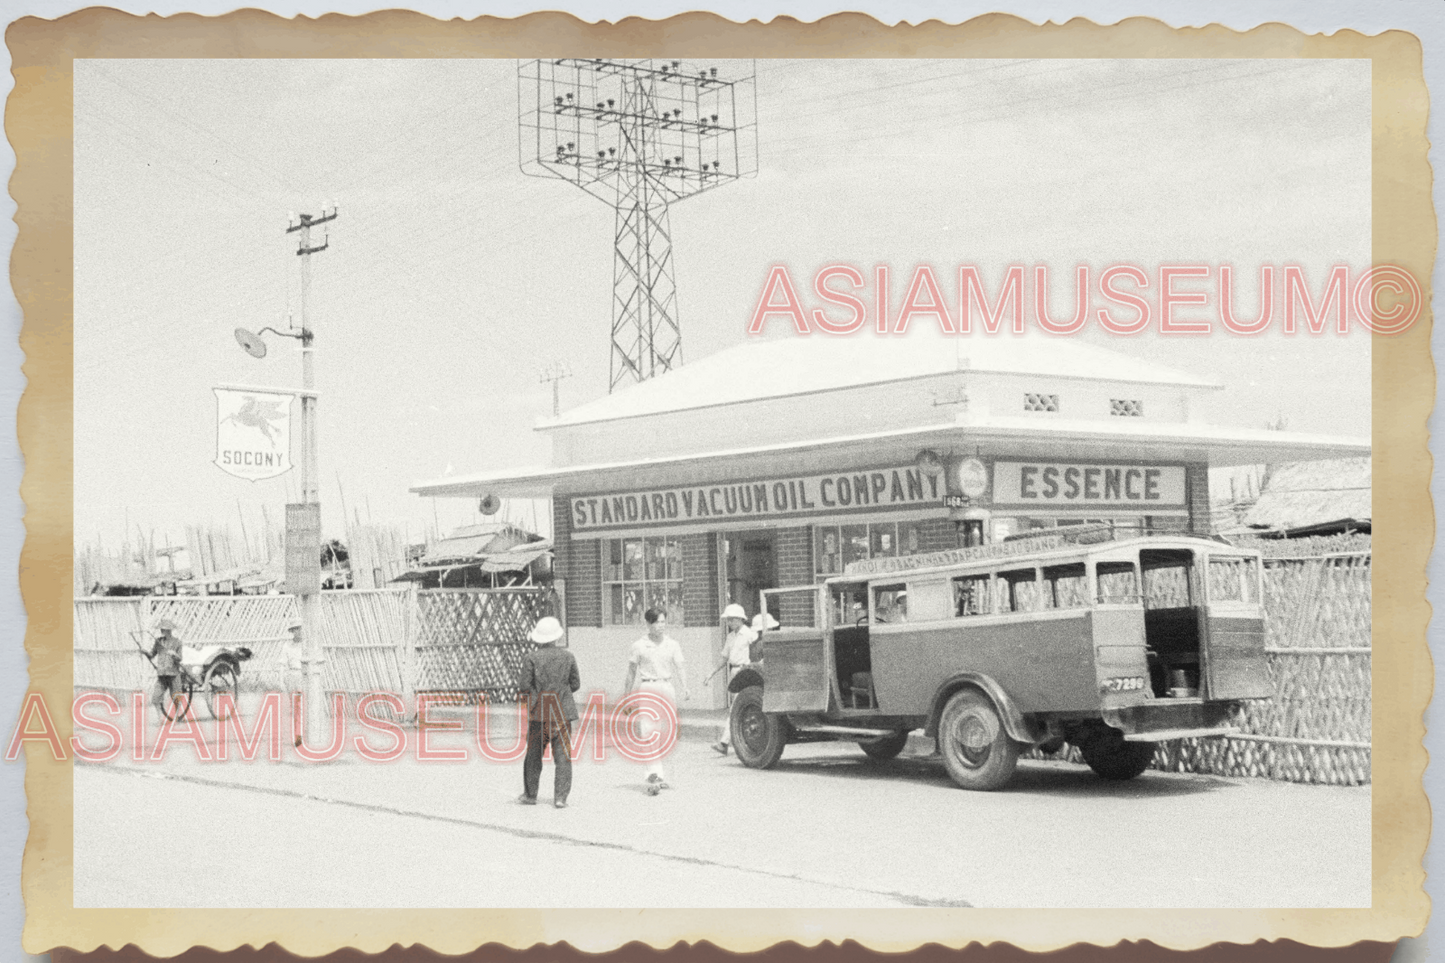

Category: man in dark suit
[518, 616, 581, 809]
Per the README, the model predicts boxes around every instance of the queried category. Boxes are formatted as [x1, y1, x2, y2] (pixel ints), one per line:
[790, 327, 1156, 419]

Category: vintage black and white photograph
[69, 55, 1376, 911]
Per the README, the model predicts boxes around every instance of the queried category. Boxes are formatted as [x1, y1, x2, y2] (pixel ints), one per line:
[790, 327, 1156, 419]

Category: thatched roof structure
[1241, 457, 1370, 532]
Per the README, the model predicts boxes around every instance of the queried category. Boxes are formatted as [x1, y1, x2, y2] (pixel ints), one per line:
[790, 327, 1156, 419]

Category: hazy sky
[73, 58, 1371, 549]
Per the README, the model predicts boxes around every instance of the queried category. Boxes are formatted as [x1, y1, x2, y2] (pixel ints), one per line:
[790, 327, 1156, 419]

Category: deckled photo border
[7, 10, 1432, 957]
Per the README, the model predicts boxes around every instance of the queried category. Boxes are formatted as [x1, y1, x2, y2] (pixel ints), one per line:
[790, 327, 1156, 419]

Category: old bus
[727, 530, 1271, 790]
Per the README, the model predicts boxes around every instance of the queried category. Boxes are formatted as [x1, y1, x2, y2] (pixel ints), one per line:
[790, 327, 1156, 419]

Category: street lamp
[232, 204, 337, 748]
[233, 319, 324, 746]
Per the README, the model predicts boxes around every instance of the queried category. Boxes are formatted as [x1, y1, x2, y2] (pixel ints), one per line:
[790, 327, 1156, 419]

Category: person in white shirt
[712, 603, 756, 755]
[623, 608, 690, 794]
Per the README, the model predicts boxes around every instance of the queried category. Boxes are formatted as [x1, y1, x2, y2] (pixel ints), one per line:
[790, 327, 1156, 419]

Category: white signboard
[570, 465, 944, 532]
[213, 388, 293, 481]
[991, 461, 1186, 509]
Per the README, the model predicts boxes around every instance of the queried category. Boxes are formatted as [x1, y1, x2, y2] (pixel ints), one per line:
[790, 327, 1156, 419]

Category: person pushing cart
[147, 619, 185, 719]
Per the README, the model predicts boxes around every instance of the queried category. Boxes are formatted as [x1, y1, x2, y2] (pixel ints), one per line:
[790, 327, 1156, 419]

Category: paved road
[74, 733, 1370, 909]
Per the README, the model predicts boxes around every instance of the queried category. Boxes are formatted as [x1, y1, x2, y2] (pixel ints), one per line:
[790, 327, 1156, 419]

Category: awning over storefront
[411, 412, 1370, 501]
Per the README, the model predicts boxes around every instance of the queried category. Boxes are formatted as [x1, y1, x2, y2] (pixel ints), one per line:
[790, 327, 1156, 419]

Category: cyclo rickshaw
[133, 628, 254, 721]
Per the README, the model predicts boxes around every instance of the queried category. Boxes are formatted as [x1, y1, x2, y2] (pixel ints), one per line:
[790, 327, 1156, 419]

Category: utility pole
[519, 59, 757, 392]
[287, 207, 337, 745]
[539, 361, 572, 416]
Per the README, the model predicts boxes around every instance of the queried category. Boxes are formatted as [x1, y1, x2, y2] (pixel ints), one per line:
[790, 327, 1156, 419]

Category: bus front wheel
[938, 689, 1019, 791]
[731, 686, 788, 769]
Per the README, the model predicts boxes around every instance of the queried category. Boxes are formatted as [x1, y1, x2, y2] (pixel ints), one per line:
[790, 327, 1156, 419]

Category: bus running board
[1124, 726, 1240, 742]
[792, 724, 901, 739]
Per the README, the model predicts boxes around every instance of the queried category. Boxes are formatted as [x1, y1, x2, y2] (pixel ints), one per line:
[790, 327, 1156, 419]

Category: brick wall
[775, 526, 816, 628]
[552, 498, 602, 628]
[681, 533, 718, 627]
[1186, 464, 1212, 535]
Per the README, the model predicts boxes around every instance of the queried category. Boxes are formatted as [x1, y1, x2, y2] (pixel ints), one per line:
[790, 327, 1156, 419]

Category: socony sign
[214, 388, 293, 481]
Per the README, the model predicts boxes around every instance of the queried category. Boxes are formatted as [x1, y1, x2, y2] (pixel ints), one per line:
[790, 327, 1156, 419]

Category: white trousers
[636, 679, 676, 780]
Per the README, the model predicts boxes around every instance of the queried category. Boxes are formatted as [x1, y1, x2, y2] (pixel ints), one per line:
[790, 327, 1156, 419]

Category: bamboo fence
[74, 556, 1367, 784]
[74, 585, 554, 704]
[1030, 552, 1372, 785]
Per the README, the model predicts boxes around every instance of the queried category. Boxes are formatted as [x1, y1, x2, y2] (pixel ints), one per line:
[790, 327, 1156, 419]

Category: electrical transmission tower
[519, 59, 757, 392]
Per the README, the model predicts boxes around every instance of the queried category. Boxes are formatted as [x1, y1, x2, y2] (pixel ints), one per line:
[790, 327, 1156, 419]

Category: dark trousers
[522, 721, 572, 802]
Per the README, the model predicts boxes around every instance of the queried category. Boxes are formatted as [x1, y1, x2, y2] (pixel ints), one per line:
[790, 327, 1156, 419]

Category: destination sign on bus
[991, 462, 1186, 508]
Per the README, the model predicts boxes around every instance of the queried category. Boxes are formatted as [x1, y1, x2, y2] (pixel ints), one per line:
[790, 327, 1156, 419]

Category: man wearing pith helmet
[712, 603, 757, 756]
[518, 616, 581, 809]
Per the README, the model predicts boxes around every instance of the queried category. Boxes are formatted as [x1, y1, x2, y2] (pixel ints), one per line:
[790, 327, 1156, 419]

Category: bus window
[995, 568, 1040, 613]
[1141, 550, 1194, 609]
[832, 583, 868, 626]
[1096, 561, 1141, 605]
[872, 584, 908, 623]
[1208, 556, 1258, 604]
[953, 573, 991, 616]
[1042, 563, 1089, 609]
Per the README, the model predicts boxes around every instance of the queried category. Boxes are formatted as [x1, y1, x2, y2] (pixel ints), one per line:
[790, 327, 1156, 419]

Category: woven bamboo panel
[317, 590, 408, 694]
[74, 598, 150, 689]
[1026, 553, 1371, 785]
[74, 590, 418, 696]
[414, 588, 554, 701]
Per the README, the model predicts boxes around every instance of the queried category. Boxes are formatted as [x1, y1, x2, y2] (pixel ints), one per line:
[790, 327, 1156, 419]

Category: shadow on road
[763, 749, 1236, 798]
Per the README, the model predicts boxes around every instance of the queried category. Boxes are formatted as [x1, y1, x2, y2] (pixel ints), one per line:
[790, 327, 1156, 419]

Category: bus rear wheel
[730, 686, 788, 769]
[938, 689, 1019, 791]
[1079, 725, 1157, 780]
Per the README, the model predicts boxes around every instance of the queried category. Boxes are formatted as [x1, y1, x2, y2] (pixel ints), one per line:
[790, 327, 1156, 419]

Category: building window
[1024, 392, 1060, 413]
[815, 521, 924, 578]
[1110, 398, 1144, 417]
[604, 536, 684, 626]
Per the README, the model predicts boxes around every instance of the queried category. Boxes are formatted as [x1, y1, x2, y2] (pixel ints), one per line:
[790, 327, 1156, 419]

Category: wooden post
[400, 582, 418, 711]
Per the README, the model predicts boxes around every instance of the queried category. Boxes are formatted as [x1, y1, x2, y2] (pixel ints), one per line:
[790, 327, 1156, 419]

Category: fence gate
[413, 586, 558, 703]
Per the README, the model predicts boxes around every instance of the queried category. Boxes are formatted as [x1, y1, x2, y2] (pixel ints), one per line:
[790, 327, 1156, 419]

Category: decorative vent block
[1110, 399, 1144, 417]
[1024, 393, 1060, 413]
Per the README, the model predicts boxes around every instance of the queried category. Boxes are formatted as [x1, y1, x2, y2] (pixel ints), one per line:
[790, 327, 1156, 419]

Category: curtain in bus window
[1043, 563, 1088, 609]
[1142, 557, 1193, 609]
[995, 569, 1039, 613]
[1096, 561, 1140, 604]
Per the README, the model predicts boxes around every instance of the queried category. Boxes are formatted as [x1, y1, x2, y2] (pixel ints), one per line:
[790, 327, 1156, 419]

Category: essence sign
[991, 462, 1186, 511]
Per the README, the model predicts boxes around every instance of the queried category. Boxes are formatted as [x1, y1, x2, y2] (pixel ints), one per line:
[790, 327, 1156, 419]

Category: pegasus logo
[221, 396, 288, 446]
[214, 387, 294, 481]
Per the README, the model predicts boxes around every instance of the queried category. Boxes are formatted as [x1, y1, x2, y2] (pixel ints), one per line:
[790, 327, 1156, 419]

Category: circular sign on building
[957, 457, 989, 498]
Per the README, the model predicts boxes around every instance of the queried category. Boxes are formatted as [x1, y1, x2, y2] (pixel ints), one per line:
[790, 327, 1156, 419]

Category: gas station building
[413, 333, 1368, 707]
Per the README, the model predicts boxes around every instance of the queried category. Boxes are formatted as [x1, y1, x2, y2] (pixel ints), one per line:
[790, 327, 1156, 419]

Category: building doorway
[721, 530, 778, 622]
